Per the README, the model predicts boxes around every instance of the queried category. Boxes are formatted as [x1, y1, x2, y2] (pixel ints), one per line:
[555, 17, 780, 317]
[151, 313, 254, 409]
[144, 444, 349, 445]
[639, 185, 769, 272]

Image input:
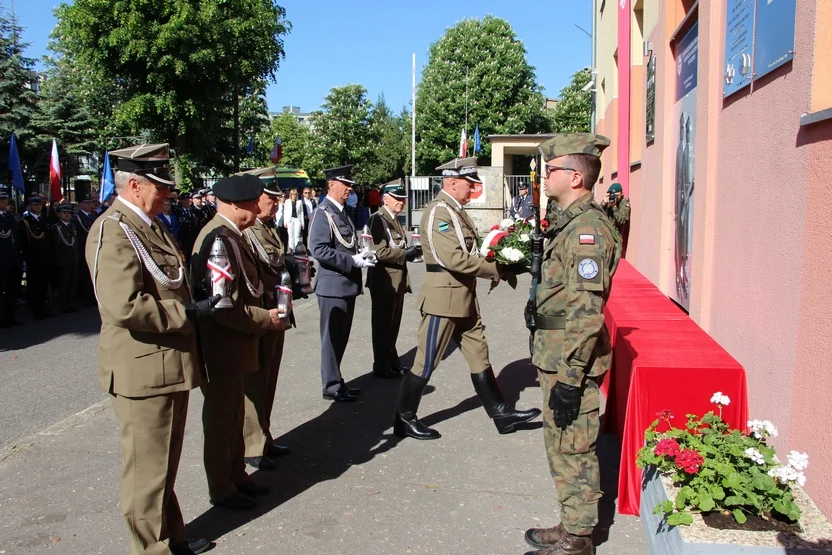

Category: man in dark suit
[19, 196, 51, 319]
[366, 183, 421, 378]
[74, 193, 98, 306]
[0, 185, 22, 327]
[308, 165, 377, 402]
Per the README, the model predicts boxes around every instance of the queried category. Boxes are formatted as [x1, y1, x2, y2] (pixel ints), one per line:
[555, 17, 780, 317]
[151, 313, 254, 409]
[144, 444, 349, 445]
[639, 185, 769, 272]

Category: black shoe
[393, 372, 441, 440]
[268, 443, 291, 457]
[244, 456, 277, 471]
[210, 491, 257, 510]
[391, 363, 410, 376]
[236, 480, 270, 496]
[373, 363, 400, 379]
[345, 386, 361, 396]
[323, 388, 358, 402]
[172, 538, 214, 555]
[471, 367, 542, 434]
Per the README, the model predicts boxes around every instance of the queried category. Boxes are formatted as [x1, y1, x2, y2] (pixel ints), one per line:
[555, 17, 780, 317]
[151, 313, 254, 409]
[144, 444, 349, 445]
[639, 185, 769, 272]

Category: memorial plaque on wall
[723, 0, 755, 97]
[646, 53, 656, 143]
[753, 0, 796, 80]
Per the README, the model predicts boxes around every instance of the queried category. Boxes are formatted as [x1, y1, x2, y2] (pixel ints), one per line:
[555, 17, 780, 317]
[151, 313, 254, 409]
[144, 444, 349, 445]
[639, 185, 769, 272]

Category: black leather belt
[425, 264, 449, 273]
[534, 314, 566, 330]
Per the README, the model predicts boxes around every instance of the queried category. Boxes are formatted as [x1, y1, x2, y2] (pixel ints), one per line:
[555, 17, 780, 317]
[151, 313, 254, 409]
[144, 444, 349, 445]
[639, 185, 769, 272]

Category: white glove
[362, 250, 378, 265]
[351, 253, 376, 268]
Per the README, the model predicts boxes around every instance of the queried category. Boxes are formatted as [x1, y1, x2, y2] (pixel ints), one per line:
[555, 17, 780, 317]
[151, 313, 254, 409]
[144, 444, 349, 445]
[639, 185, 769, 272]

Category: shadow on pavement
[186, 371, 405, 542]
[594, 416, 622, 548]
[0, 307, 100, 352]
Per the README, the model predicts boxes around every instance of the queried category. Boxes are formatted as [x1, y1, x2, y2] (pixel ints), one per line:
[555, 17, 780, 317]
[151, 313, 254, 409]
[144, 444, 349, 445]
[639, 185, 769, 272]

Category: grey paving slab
[0, 266, 646, 555]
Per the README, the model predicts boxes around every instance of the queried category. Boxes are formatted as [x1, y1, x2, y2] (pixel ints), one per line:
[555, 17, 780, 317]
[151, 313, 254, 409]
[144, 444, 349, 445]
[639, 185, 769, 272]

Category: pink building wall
[608, 0, 832, 515]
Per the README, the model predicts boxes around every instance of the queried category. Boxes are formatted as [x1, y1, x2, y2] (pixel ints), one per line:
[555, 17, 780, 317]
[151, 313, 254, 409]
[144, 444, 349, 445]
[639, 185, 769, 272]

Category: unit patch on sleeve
[578, 258, 599, 279]
[437, 221, 450, 233]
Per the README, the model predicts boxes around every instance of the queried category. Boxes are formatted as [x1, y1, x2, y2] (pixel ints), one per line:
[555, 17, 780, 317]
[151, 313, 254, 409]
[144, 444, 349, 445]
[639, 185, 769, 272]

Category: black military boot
[525, 533, 593, 555]
[471, 367, 542, 434]
[393, 372, 440, 440]
[372, 362, 400, 379]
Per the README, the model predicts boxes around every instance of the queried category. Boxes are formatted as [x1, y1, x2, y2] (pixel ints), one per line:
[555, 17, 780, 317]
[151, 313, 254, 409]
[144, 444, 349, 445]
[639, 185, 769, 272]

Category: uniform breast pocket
[541, 258, 564, 289]
[132, 346, 184, 389]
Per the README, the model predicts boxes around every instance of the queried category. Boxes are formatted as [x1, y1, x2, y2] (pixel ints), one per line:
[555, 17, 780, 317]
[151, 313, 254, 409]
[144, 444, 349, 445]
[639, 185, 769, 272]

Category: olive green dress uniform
[413, 188, 498, 377]
[366, 205, 411, 374]
[50, 215, 79, 312]
[531, 134, 621, 545]
[191, 213, 272, 503]
[87, 189, 201, 555]
[241, 217, 290, 459]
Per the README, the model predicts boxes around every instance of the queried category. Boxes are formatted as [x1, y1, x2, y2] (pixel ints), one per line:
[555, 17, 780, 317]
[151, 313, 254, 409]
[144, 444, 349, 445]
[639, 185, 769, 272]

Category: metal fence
[405, 176, 443, 229]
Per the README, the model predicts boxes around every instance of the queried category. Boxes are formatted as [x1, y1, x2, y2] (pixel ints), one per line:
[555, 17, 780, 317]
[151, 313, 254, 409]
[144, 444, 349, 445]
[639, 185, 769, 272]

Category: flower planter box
[640, 466, 832, 555]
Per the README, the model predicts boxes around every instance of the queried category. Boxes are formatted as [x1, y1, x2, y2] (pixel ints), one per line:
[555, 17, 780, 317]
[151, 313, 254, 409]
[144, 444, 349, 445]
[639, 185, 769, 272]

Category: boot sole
[393, 422, 441, 440]
[495, 409, 543, 434]
[524, 529, 556, 550]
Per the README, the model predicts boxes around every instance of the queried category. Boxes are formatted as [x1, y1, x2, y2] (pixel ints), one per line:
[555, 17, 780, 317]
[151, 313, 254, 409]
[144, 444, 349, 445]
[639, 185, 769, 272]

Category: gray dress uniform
[308, 167, 364, 399]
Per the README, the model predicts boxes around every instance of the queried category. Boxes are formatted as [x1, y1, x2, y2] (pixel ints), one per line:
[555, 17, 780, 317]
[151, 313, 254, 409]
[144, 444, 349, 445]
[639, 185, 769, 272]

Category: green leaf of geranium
[698, 494, 715, 512]
[710, 486, 726, 500]
[733, 509, 747, 524]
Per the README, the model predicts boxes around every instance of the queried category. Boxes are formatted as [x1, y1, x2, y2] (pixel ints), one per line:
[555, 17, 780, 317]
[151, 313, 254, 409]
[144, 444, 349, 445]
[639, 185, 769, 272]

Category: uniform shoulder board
[107, 210, 123, 222]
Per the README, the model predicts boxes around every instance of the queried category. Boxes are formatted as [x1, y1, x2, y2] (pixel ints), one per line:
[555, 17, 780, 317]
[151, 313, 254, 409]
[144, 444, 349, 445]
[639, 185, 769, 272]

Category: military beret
[323, 165, 356, 185]
[382, 183, 407, 199]
[56, 203, 73, 213]
[212, 174, 264, 203]
[608, 183, 623, 194]
[537, 133, 611, 162]
[26, 196, 43, 205]
[436, 157, 482, 184]
[109, 143, 175, 186]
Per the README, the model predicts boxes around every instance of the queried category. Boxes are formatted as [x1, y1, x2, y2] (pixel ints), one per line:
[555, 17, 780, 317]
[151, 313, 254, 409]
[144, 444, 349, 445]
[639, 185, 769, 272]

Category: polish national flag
[459, 128, 468, 158]
[49, 140, 63, 201]
[270, 136, 283, 164]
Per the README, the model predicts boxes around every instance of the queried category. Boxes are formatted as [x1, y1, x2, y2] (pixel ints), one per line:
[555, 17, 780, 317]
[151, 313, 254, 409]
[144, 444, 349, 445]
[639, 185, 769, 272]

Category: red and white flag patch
[579, 234, 595, 245]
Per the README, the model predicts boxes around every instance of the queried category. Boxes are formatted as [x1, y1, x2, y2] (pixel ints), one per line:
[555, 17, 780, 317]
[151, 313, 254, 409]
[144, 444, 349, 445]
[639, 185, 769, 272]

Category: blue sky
[9, 0, 592, 114]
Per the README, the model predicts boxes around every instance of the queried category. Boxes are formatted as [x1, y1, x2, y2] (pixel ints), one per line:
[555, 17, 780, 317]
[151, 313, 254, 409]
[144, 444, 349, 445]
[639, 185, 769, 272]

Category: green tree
[415, 16, 549, 174]
[548, 67, 592, 133]
[362, 96, 409, 185]
[0, 8, 39, 184]
[53, 0, 290, 172]
[309, 84, 374, 183]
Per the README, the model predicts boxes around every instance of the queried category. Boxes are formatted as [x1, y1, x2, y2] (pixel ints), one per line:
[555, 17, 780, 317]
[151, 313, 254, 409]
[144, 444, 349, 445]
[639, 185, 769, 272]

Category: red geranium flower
[675, 449, 705, 474]
[654, 438, 681, 458]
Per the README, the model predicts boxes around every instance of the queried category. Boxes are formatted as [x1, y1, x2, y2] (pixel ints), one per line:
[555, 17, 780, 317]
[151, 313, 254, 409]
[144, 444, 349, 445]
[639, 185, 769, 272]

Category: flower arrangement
[636, 393, 807, 527]
[479, 217, 534, 266]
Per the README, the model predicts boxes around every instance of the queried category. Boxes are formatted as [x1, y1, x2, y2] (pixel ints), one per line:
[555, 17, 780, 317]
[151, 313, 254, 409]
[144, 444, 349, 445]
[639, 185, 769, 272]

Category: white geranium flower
[501, 247, 524, 262]
[744, 447, 765, 465]
[796, 472, 807, 487]
[500, 218, 515, 231]
[520, 233, 530, 242]
[710, 392, 731, 406]
[769, 465, 804, 486]
[787, 451, 809, 471]
[748, 419, 778, 439]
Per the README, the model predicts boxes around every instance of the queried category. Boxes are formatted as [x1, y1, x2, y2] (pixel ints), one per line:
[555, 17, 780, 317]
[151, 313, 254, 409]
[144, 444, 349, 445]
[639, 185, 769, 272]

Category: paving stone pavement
[0, 265, 647, 555]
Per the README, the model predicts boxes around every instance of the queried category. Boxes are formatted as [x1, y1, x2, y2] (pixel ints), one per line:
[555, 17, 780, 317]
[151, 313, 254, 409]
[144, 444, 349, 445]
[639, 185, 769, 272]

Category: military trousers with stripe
[410, 312, 491, 379]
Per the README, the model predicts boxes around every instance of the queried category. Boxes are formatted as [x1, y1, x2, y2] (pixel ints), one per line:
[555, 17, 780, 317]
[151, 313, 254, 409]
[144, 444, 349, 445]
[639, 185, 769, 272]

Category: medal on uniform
[206, 233, 235, 308]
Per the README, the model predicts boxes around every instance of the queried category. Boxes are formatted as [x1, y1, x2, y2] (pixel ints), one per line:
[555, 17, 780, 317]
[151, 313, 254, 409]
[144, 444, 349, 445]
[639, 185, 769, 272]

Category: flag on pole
[49, 140, 63, 202]
[270, 136, 283, 164]
[8, 132, 25, 194]
[99, 151, 115, 202]
[458, 128, 468, 158]
[246, 136, 255, 156]
[474, 124, 481, 154]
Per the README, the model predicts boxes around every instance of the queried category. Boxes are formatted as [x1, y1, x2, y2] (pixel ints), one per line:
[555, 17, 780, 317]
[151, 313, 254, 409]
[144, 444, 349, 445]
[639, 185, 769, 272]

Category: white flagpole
[411, 53, 416, 178]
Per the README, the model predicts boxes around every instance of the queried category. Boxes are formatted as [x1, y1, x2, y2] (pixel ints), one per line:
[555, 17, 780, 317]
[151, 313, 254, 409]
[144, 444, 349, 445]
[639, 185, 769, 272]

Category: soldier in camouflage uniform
[602, 182, 630, 257]
[523, 134, 621, 555]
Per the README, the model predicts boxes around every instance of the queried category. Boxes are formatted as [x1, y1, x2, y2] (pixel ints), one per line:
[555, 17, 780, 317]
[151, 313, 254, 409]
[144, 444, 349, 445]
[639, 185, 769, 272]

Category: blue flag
[474, 124, 481, 154]
[99, 151, 115, 202]
[8, 132, 25, 194]
[246, 136, 255, 155]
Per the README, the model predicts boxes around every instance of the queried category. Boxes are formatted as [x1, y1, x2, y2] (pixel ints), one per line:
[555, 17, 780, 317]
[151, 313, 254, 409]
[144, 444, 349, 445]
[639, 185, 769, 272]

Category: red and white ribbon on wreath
[207, 260, 233, 284]
[479, 229, 509, 257]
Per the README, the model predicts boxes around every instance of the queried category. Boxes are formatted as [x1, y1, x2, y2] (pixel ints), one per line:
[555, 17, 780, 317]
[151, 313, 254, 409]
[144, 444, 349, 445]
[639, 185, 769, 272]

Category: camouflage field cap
[537, 133, 611, 162]
[436, 157, 482, 184]
[109, 143, 175, 186]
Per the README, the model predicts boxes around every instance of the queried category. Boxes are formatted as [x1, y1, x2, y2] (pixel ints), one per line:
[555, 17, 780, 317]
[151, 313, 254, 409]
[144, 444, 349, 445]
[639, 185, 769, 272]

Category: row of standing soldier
[85, 132, 620, 555]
